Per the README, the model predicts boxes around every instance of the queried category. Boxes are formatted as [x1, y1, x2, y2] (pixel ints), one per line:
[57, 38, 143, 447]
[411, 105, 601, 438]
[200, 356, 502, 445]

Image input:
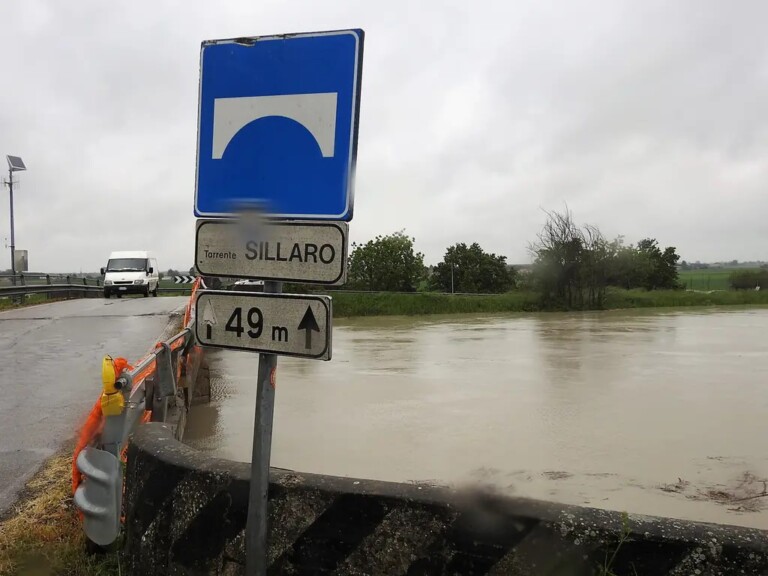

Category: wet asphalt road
[0, 296, 188, 514]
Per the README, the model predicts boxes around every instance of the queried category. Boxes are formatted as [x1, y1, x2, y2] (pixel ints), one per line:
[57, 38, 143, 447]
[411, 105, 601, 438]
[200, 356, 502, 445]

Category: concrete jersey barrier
[124, 423, 768, 576]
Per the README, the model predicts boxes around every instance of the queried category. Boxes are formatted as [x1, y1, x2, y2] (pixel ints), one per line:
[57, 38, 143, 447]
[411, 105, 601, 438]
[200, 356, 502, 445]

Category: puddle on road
[185, 308, 768, 529]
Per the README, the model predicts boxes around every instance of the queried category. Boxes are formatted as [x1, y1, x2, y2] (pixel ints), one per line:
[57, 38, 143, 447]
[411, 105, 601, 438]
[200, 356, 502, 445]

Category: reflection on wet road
[0, 296, 187, 513]
[185, 307, 768, 528]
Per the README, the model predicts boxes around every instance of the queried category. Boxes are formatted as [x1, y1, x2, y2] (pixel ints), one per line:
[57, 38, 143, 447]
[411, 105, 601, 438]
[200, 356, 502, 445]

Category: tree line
[347, 209, 682, 309]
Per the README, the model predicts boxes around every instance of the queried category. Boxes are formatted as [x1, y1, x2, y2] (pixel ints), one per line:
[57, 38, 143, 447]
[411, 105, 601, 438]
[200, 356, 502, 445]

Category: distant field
[677, 268, 752, 291]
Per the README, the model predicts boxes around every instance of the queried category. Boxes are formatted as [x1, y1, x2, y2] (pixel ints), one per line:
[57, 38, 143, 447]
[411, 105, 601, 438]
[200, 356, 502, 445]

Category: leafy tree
[636, 238, 680, 290]
[348, 231, 425, 291]
[606, 237, 641, 289]
[430, 243, 516, 293]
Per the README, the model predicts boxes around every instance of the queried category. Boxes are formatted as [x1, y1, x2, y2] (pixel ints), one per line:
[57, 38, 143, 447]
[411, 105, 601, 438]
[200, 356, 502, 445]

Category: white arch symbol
[212, 93, 338, 159]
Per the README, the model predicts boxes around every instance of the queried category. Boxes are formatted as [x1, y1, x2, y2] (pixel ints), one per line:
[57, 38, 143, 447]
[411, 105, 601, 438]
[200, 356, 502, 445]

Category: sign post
[193, 28, 363, 575]
[247, 280, 280, 576]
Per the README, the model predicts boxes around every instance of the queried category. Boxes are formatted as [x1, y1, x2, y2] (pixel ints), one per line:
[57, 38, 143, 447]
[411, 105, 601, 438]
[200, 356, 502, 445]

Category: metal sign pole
[245, 280, 281, 575]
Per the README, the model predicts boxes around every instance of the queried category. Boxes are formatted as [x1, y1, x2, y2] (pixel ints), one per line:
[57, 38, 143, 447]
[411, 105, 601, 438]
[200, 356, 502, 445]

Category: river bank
[326, 288, 768, 317]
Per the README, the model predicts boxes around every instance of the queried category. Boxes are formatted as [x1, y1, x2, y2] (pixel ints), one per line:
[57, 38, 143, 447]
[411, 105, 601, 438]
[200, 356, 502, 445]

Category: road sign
[194, 30, 364, 221]
[173, 275, 196, 284]
[13, 250, 28, 272]
[195, 219, 348, 285]
[195, 290, 332, 360]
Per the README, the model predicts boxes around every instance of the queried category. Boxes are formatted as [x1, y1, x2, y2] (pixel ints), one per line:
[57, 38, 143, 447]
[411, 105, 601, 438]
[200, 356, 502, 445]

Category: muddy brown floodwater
[184, 307, 768, 529]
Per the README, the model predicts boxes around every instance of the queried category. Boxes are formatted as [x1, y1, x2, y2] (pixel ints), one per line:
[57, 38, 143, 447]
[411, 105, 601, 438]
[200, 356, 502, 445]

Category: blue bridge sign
[194, 30, 364, 221]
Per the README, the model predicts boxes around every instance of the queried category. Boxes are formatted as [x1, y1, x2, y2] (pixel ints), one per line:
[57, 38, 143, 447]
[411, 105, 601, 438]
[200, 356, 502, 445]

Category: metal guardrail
[0, 273, 102, 286]
[74, 327, 197, 545]
[0, 273, 193, 301]
[0, 283, 103, 299]
[0, 273, 102, 302]
[158, 287, 193, 294]
[73, 280, 203, 546]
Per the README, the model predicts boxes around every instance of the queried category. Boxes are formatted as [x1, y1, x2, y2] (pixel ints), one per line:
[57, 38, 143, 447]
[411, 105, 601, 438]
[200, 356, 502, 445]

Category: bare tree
[529, 207, 610, 309]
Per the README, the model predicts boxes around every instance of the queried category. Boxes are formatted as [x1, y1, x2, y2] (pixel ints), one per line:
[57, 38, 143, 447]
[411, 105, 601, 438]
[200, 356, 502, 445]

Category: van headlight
[104, 280, 113, 286]
[133, 279, 145, 285]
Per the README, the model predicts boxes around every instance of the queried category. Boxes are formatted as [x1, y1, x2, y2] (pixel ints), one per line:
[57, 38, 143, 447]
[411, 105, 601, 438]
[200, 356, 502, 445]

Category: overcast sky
[0, 0, 766, 272]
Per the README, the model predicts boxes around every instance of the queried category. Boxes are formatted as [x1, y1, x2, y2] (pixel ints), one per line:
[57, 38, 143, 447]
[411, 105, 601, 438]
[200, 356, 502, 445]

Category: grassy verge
[0, 294, 60, 311]
[331, 291, 543, 317]
[605, 288, 768, 309]
[328, 289, 768, 317]
[0, 447, 117, 576]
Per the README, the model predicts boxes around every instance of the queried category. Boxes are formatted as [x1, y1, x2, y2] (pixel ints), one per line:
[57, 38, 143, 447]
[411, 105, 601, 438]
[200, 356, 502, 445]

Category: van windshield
[106, 258, 147, 272]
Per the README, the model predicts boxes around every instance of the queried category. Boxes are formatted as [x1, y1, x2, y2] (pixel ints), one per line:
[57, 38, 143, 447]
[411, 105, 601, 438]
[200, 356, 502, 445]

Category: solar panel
[6, 155, 26, 171]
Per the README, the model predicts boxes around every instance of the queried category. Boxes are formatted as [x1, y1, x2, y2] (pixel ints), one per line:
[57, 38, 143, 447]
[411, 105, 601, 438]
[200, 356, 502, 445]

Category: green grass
[596, 512, 635, 576]
[0, 449, 118, 576]
[0, 294, 61, 311]
[327, 288, 768, 317]
[331, 291, 542, 317]
[606, 287, 768, 309]
[677, 267, 757, 291]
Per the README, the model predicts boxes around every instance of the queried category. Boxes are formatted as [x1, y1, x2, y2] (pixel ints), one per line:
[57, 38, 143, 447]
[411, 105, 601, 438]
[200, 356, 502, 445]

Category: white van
[101, 251, 159, 298]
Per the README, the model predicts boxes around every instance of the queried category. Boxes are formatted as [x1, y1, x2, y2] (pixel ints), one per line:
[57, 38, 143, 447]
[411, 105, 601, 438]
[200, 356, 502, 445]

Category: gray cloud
[0, 0, 766, 272]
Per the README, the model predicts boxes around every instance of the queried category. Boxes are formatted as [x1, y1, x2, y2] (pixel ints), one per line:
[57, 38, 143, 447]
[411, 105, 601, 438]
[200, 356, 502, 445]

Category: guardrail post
[16, 275, 24, 305]
[149, 343, 178, 423]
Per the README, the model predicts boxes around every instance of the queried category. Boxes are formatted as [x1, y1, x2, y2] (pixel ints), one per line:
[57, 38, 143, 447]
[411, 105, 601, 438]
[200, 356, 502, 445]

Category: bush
[729, 269, 768, 290]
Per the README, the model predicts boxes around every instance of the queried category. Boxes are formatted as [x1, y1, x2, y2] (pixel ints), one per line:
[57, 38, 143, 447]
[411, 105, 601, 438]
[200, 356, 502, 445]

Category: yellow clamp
[100, 355, 125, 416]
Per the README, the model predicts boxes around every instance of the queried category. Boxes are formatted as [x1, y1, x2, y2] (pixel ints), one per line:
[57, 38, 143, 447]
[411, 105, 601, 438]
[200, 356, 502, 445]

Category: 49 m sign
[195, 291, 332, 360]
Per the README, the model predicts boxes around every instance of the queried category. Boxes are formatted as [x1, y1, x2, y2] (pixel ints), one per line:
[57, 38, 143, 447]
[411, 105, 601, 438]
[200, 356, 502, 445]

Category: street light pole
[8, 167, 15, 277]
[5, 156, 26, 277]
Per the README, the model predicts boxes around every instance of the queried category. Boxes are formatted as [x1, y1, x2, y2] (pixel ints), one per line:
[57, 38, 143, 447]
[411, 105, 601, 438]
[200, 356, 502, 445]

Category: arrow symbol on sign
[297, 306, 320, 350]
[202, 300, 218, 340]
